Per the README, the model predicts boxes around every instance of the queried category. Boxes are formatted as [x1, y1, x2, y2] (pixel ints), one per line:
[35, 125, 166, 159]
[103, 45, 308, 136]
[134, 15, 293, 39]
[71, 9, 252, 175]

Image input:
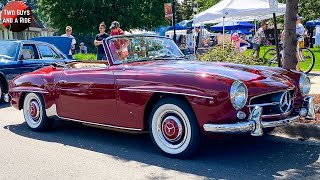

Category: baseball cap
[296, 14, 302, 20]
[110, 21, 120, 30]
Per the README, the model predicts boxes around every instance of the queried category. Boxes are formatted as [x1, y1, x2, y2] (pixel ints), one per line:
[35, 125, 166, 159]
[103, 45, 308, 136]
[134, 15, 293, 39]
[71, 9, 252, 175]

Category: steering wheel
[158, 48, 173, 56]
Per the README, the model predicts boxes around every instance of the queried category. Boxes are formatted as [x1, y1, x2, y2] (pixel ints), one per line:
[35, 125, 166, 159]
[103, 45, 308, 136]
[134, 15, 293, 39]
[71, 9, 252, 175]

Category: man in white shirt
[61, 26, 76, 59]
[296, 15, 305, 48]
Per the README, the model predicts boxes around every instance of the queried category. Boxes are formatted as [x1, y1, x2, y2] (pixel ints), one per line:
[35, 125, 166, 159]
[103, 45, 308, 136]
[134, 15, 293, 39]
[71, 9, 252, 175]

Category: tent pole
[194, 24, 196, 54]
[223, 16, 225, 49]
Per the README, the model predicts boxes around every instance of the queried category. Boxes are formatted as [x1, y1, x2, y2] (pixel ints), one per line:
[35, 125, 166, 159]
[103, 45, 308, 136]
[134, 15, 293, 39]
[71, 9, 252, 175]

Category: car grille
[248, 90, 295, 118]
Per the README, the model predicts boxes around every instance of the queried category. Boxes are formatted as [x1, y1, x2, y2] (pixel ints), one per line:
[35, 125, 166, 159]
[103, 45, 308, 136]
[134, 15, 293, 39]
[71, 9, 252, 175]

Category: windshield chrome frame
[103, 34, 184, 66]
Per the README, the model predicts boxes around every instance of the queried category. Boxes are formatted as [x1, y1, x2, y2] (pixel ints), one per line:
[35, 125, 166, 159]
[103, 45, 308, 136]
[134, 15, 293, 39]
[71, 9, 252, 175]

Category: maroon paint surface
[9, 41, 304, 133]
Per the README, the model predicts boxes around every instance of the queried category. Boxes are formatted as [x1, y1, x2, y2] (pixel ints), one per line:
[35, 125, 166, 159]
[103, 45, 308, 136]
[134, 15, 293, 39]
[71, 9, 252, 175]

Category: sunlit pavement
[0, 103, 319, 179]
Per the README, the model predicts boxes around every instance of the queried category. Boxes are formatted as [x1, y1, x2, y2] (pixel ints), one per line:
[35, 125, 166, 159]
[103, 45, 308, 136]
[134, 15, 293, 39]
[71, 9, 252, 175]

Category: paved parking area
[0, 103, 319, 179]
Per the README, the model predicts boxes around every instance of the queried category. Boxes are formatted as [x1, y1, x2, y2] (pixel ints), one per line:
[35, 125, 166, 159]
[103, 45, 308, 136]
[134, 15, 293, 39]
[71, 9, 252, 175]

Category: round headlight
[299, 74, 311, 96]
[230, 81, 248, 110]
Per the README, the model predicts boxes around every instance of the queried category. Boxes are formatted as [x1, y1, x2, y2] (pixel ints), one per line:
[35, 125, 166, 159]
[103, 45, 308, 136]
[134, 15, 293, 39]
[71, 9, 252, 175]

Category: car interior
[67, 61, 109, 69]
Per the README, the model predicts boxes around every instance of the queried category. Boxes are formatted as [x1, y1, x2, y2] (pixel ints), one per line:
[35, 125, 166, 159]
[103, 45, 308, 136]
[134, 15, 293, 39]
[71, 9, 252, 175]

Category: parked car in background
[6, 35, 318, 158]
[0, 40, 70, 102]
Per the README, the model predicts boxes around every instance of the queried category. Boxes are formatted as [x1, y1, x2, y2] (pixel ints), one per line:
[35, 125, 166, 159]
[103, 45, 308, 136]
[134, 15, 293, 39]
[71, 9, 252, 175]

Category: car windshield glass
[0, 41, 19, 60]
[106, 36, 184, 63]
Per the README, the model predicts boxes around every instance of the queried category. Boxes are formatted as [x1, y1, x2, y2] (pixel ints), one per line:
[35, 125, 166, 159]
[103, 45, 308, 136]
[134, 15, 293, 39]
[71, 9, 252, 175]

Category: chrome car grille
[248, 90, 295, 118]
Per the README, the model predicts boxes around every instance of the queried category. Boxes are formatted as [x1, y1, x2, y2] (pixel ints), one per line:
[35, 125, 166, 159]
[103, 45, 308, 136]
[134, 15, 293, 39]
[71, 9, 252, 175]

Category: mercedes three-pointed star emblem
[279, 91, 292, 113]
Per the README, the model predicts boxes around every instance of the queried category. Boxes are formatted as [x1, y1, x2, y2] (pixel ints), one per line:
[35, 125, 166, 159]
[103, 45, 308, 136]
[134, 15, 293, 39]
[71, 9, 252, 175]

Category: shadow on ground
[4, 120, 320, 179]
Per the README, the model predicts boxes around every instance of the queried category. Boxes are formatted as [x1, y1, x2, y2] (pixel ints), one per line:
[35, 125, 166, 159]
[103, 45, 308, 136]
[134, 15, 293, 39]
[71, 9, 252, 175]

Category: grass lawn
[73, 53, 97, 61]
[244, 46, 320, 72]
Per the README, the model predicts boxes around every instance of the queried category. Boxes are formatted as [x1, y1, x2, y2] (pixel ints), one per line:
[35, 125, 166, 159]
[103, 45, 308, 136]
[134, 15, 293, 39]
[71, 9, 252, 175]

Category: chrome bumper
[203, 95, 318, 136]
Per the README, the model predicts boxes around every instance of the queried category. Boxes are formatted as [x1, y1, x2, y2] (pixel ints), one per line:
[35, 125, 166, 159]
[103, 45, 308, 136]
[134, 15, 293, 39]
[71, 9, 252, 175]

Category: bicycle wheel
[263, 48, 278, 67]
[298, 48, 315, 74]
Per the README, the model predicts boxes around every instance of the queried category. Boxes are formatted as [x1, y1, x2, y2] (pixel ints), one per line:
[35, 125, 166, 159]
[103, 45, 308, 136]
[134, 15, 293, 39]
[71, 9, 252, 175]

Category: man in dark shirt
[195, 26, 200, 51]
[94, 22, 109, 60]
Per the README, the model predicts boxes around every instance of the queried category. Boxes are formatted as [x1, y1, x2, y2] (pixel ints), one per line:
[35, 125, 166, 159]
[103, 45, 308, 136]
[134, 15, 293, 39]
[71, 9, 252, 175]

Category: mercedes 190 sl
[6, 35, 317, 158]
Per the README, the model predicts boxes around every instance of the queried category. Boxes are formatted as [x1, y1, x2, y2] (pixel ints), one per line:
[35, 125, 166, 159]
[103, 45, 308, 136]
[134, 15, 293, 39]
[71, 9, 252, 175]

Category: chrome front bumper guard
[203, 96, 318, 136]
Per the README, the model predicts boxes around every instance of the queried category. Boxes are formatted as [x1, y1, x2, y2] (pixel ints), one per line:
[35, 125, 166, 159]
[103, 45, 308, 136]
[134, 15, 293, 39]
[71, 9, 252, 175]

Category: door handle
[58, 80, 67, 84]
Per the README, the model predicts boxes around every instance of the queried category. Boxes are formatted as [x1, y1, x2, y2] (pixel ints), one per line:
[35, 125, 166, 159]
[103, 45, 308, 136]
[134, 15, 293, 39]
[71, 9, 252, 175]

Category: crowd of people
[61, 21, 127, 60]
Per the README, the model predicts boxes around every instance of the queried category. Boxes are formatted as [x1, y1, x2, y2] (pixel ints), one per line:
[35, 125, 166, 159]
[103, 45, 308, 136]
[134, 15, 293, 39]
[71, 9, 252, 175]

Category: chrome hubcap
[30, 101, 40, 120]
[157, 110, 187, 149]
[161, 116, 183, 142]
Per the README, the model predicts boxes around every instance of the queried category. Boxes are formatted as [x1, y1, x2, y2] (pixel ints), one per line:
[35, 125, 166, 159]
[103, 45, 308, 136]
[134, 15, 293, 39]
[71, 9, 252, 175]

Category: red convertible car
[6, 35, 317, 158]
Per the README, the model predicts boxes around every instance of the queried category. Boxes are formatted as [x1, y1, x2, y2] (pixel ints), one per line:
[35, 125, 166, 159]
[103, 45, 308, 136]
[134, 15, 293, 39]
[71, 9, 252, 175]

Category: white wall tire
[23, 93, 53, 131]
[149, 97, 201, 158]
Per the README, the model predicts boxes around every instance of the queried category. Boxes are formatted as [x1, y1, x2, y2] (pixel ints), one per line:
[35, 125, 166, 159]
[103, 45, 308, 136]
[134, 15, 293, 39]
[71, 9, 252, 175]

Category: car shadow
[4, 120, 320, 179]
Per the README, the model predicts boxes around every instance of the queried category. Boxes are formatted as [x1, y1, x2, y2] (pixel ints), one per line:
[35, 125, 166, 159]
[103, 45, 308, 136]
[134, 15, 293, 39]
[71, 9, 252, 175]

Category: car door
[19, 43, 43, 75]
[36, 43, 66, 66]
[56, 66, 117, 125]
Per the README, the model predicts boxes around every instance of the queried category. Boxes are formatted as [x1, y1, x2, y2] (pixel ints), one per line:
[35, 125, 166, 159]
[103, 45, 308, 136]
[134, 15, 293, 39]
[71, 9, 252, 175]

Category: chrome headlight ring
[230, 81, 248, 110]
[299, 73, 311, 96]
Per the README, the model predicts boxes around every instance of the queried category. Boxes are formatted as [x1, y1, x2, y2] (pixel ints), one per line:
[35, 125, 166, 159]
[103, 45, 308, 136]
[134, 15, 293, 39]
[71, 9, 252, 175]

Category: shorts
[298, 41, 304, 48]
[252, 43, 260, 51]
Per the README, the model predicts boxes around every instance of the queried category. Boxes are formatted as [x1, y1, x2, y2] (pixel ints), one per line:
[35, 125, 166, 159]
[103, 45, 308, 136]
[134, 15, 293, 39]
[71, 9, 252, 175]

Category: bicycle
[263, 41, 315, 74]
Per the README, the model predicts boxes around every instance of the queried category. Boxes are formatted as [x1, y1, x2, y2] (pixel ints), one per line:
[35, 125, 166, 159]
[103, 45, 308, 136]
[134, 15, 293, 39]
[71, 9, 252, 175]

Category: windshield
[0, 41, 19, 60]
[106, 36, 184, 63]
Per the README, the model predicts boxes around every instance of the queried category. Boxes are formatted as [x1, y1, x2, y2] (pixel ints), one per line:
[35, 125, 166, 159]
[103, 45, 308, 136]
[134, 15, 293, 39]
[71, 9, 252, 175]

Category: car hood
[121, 60, 299, 96]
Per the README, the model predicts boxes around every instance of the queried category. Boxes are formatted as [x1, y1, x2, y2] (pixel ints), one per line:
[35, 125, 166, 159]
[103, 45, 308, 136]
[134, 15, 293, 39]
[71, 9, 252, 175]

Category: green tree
[181, 0, 193, 20]
[38, 0, 167, 34]
[279, 0, 320, 23]
[38, 0, 168, 53]
[196, 0, 220, 13]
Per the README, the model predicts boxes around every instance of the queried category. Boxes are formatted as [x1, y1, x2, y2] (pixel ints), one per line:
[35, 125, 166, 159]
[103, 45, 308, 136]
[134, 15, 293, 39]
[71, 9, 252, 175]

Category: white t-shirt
[296, 23, 305, 36]
[61, 34, 76, 55]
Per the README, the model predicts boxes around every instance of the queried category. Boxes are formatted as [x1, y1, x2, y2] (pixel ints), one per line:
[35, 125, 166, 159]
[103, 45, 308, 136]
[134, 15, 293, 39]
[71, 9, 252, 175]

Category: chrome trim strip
[249, 89, 295, 101]
[247, 102, 279, 107]
[10, 89, 49, 94]
[58, 116, 142, 131]
[119, 88, 214, 99]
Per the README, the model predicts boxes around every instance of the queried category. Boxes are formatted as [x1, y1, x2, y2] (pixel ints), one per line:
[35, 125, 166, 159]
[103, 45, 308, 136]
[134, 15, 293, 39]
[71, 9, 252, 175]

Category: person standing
[195, 26, 200, 51]
[252, 22, 269, 59]
[94, 22, 109, 60]
[296, 15, 305, 48]
[110, 21, 128, 60]
[61, 26, 76, 59]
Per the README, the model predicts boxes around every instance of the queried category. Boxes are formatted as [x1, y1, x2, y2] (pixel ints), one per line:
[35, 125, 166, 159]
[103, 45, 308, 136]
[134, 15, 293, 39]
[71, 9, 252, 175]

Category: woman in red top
[110, 21, 129, 61]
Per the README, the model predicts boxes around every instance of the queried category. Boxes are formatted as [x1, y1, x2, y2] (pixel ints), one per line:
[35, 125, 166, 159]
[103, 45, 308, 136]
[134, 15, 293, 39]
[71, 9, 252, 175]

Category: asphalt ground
[0, 103, 319, 180]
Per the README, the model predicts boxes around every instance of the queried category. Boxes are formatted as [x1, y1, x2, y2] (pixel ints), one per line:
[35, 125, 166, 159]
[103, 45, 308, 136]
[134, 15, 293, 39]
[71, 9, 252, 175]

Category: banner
[164, 3, 172, 20]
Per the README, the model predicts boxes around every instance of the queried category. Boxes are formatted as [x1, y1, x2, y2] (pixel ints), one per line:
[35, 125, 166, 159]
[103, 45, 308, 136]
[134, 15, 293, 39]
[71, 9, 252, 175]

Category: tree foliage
[196, 0, 220, 13]
[279, 0, 320, 23]
[38, 0, 167, 34]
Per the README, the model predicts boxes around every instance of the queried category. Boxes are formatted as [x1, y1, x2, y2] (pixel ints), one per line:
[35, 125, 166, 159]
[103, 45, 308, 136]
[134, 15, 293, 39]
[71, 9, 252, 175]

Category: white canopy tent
[192, 0, 286, 49]
[193, 0, 286, 24]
